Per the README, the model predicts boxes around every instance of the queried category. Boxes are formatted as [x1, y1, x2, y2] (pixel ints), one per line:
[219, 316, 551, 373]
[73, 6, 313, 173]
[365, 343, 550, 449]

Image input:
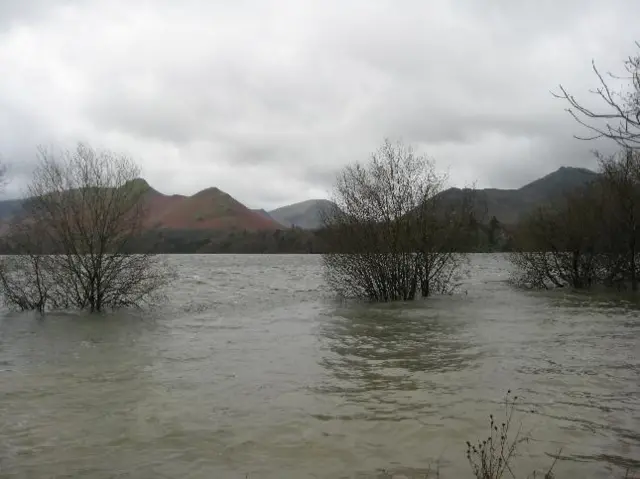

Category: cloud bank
[0, 0, 637, 208]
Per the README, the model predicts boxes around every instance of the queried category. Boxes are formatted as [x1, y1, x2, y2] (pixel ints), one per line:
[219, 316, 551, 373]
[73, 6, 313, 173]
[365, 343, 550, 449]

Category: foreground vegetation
[402, 392, 635, 479]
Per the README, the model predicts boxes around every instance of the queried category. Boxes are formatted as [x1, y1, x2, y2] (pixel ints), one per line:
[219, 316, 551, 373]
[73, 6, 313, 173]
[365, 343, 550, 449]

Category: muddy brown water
[0, 254, 638, 478]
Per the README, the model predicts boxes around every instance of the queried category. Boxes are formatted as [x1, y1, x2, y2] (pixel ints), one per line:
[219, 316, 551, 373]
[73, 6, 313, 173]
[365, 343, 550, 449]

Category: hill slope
[252, 208, 285, 226]
[0, 198, 23, 220]
[439, 166, 598, 224]
[0, 180, 282, 234]
[268, 199, 335, 229]
[0, 167, 598, 245]
[145, 186, 281, 231]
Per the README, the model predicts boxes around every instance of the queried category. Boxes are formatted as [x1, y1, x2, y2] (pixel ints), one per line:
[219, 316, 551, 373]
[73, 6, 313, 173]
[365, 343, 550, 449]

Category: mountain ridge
[267, 198, 335, 230]
[0, 182, 283, 233]
[267, 166, 599, 228]
[439, 166, 599, 224]
[0, 166, 599, 235]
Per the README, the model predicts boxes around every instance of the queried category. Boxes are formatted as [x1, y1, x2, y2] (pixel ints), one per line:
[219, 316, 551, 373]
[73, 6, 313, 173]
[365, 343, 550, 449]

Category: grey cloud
[0, 0, 638, 208]
[0, 0, 75, 30]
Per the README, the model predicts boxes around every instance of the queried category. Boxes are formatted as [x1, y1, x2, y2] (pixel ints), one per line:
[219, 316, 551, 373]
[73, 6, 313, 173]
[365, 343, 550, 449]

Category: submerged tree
[321, 139, 474, 302]
[597, 149, 640, 290]
[509, 149, 640, 291]
[511, 42, 640, 292]
[555, 42, 640, 150]
[0, 143, 174, 313]
[0, 219, 61, 313]
[508, 184, 604, 289]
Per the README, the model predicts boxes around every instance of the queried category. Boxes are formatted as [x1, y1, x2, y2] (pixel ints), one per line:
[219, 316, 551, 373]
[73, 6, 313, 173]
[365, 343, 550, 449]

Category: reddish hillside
[143, 184, 282, 232]
[0, 179, 284, 236]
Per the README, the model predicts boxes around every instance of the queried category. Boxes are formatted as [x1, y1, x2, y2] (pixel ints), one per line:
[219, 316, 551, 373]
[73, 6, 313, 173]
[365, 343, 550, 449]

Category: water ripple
[0, 254, 638, 478]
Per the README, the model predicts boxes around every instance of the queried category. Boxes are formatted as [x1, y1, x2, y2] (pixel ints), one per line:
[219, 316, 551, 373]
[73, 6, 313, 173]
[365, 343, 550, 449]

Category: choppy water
[0, 254, 639, 478]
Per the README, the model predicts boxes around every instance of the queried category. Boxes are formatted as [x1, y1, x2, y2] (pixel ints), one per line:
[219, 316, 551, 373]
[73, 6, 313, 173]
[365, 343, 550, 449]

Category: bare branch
[510, 149, 640, 292]
[553, 43, 640, 149]
[321, 139, 472, 302]
[0, 143, 174, 313]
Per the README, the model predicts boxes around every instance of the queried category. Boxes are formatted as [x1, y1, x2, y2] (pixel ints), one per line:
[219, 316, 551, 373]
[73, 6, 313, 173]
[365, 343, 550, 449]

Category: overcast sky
[0, 0, 637, 209]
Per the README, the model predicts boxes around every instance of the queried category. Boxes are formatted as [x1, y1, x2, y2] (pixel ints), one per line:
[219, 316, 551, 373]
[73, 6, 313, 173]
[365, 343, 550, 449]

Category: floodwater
[0, 254, 638, 478]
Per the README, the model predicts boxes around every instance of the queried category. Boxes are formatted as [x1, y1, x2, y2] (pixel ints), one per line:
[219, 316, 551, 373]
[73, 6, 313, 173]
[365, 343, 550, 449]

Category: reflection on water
[317, 303, 477, 404]
[0, 254, 638, 478]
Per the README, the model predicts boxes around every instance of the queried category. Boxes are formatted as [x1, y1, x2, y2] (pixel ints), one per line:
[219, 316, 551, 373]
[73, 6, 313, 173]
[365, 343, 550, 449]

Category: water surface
[1, 254, 639, 478]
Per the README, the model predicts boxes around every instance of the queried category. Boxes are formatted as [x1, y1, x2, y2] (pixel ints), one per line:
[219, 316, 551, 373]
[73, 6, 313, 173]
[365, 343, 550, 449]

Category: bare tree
[413, 186, 477, 297]
[554, 42, 640, 150]
[321, 139, 472, 302]
[596, 148, 640, 290]
[0, 143, 173, 313]
[515, 44, 640, 292]
[509, 151, 640, 291]
[0, 218, 62, 312]
[508, 185, 605, 290]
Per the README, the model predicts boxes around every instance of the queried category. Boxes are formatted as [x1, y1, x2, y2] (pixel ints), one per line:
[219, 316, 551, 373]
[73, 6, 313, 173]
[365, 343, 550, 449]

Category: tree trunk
[421, 259, 430, 297]
[630, 239, 637, 292]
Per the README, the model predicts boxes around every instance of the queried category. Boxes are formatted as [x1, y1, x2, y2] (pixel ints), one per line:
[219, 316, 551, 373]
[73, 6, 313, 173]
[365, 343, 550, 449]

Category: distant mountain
[0, 167, 599, 252]
[439, 166, 599, 224]
[252, 208, 284, 226]
[264, 167, 598, 229]
[0, 179, 283, 234]
[268, 199, 335, 230]
[0, 198, 23, 221]
[141, 184, 283, 231]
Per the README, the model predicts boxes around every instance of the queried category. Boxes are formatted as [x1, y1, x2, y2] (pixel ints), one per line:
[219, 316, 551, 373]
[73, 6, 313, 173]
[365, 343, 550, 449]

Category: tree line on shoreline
[0, 42, 638, 311]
